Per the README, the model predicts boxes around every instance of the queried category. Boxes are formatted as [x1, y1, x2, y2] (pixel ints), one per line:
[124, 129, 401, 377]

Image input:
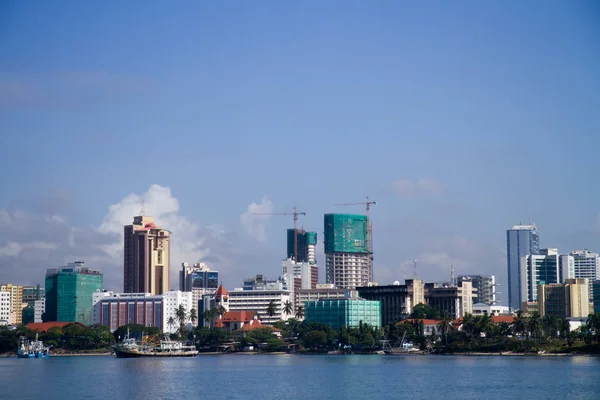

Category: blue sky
[1, 1, 599, 300]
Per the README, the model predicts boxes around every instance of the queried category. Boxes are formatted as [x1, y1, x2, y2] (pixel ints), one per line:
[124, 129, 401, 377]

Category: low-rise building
[304, 299, 382, 330]
[472, 303, 510, 316]
[0, 290, 10, 324]
[425, 281, 476, 320]
[228, 288, 292, 325]
[356, 279, 425, 326]
[538, 278, 589, 318]
[34, 298, 45, 323]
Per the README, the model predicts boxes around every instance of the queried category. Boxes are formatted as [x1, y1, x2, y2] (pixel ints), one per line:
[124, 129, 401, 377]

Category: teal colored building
[45, 262, 103, 325]
[323, 214, 368, 254]
[594, 280, 600, 313]
[287, 229, 318, 263]
[304, 299, 381, 330]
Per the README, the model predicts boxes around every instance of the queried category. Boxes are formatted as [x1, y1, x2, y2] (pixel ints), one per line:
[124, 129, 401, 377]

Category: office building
[227, 287, 292, 325]
[34, 298, 45, 323]
[356, 279, 425, 326]
[304, 299, 382, 330]
[287, 229, 318, 264]
[593, 280, 600, 313]
[93, 291, 163, 332]
[0, 284, 23, 325]
[457, 275, 496, 305]
[324, 213, 370, 289]
[45, 262, 103, 324]
[0, 290, 10, 323]
[538, 279, 589, 318]
[521, 249, 573, 302]
[124, 215, 171, 295]
[471, 303, 510, 316]
[570, 250, 600, 299]
[21, 285, 44, 324]
[179, 262, 219, 316]
[425, 281, 476, 320]
[507, 224, 539, 310]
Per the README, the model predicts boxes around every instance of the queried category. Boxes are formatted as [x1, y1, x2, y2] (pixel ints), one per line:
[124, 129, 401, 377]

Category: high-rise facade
[538, 278, 589, 318]
[124, 215, 171, 295]
[570, 250, 600, 299]
[457, 275, 496, 305]
[287, 229, 317, 264]
[507, 224, 539, 310]
[520, 249, 573, 303]
[324, 213, 370, 289]
[45, 262, 103, 324]
[0, 284, 23, 325]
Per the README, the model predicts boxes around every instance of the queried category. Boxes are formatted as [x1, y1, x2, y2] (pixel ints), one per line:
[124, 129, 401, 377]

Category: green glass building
[44, 262, 103, 325]
[323, 214, 368, 254]
[304, 299, 381, 330]
[594, 280, 600, 313]
[286, 229, 318, 263]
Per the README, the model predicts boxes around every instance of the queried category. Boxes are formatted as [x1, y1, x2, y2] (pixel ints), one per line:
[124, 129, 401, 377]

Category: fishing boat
[382, 332, 420, 355]
[112, 331, 198, 358]
[17, 334, 51, 358]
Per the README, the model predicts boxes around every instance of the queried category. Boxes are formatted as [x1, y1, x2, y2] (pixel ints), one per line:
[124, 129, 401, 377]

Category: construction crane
[253, 207, 306, 263]
[333, 196, 377, 282]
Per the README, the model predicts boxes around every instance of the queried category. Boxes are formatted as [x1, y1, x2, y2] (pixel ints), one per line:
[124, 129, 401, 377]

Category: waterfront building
[593, 280, 600, 313]
[304, 299, 382, 330]
[228, 288, 292, 325]
[0, 284, 24, 325]
[356, 279, 425, 326]
[471, 303, 510, 316]
[124, 215, 171, 295]
[298, 288, 359, 310]
[34, 298, 45, 323]
[538, 278, 589, 318]
[425, 281, 476, 320]
[21, 285, 44, 324]
[457, 275, 496, 305]
[93, 291, 163, 332]
[0, 290, 10, 324]
[162, 291, 194, 333]
[570, 250, 600, 299]
[521, 249, 573, 302]
[507, 224, 539, 310]
[324, 213, 370, 289]
[179, 262, 218, 317]
[287, 229, 319, 285]
[45, 262, 103, 324]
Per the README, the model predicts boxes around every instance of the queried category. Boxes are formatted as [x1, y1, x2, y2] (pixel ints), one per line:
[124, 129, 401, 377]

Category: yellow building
[0, 284, 24, 325]
[538, 278, 589, 318]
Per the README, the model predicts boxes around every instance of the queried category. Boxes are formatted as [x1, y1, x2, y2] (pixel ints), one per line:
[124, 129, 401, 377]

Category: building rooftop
[510, 224, 537, 231]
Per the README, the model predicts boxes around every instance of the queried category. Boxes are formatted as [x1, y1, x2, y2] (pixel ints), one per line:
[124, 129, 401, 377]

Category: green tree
[302, 330, 327, 349]
[282, 300, 293, 317]
[411, 304, 440, 320]
[175, 304, 188, 339]
[266, 301, 277, 318]
[295, 305, 305, 320]
[167, 316, 176, 332]
[189, 308, 198, 328]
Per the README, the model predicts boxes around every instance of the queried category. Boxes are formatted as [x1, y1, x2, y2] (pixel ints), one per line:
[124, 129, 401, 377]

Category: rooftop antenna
[139, 199, 146, 216]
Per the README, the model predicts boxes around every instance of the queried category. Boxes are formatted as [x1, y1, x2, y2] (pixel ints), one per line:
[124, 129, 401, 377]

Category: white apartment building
[0, 290, 10, 323]
[162, 291, 194, 334]
[570, 250, 600, 299]
[228, 289, 292, 325]
[326, 253, 370, 289]
[472, 303, 511, 316]
[34, 297, 46, 323]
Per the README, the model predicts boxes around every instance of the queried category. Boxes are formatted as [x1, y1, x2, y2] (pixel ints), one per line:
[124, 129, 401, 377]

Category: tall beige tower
[124, 216, 171, 295]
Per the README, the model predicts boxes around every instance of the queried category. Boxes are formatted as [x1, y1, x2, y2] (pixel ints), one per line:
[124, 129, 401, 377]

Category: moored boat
[17, 334, 51, 358]
[112, 333, 198, 358]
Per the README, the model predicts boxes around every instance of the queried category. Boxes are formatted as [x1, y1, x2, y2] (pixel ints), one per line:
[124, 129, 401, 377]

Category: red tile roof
[221, 311, 256, 323]
[237, 320, 280, 332]
[400, 319, 442, 325]
[215, 284, 229, 300]
[27, 322, 86, 332]
[491, 315, 515, 324]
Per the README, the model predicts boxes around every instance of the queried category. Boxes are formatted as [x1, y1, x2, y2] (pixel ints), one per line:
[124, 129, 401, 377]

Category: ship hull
[113, 345, 198, 358]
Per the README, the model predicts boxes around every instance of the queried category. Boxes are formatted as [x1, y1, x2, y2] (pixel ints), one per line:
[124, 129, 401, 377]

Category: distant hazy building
[425, 281, 476, 320]
[521, 249, 573, 302]
[124, 215, 171, 295]
[538, 278, 589, 318]
[457, 275, 496, 305]
[324, 213, 370, 289]
[507, 224, 539, 310]
[0, 284, 24, 325]
[570, 250, 600, 299]
[356, 280, 425, 326]
[304, 299, 382, 330]
[45, 262, 103, 325]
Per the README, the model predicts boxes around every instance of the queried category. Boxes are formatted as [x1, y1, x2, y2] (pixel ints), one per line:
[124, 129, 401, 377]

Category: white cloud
[391, 178, 444, 197]
[240, 196, 273, 242]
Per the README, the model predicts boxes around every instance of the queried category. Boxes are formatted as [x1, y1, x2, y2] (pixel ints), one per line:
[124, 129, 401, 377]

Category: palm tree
[266, 300, 277, 319]
[282, 300, 293, 317]
[295, 305, 305, 320]
[176, 304, 188, 339]
[528, 312, 542, 343]
[512, 310, 526, 337]
[586, 312, 600, 342]
[189, 308, 197, 328]
[438, 312, 451, 347]
[167, 316, 176, 333]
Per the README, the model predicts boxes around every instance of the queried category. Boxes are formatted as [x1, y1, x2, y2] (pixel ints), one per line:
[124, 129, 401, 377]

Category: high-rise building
[425, 281, 477, 319]
[45, 262, 103, 324]
[507, 224, 539, 310]
[570, 250, 600, 299]
[0, 290, 10, 323]
[457, 275, 496, 305]
[520, 249, 573, 303]
[593, 280, 600, 313]
[324, 213, 370, 289]
[21, 285, 44, 324]
[287, 229, 317, 264]
[538, 278, 589, 318]
[124, 215, 171, 295]
[179, 262, 219, 319]
[357, 279, 425, 325]
[0, 284, 23, 325]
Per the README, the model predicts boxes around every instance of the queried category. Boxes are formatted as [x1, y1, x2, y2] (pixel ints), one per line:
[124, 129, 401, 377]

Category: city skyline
[1, 2, 599, 298]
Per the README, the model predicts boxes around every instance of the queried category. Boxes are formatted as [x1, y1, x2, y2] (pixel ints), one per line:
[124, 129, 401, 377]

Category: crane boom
[252, 207, 306, 262]
[333, 196, 377, 282]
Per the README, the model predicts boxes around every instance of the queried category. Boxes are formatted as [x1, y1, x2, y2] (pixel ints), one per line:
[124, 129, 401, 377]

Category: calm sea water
[1, 354, 599, 400]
